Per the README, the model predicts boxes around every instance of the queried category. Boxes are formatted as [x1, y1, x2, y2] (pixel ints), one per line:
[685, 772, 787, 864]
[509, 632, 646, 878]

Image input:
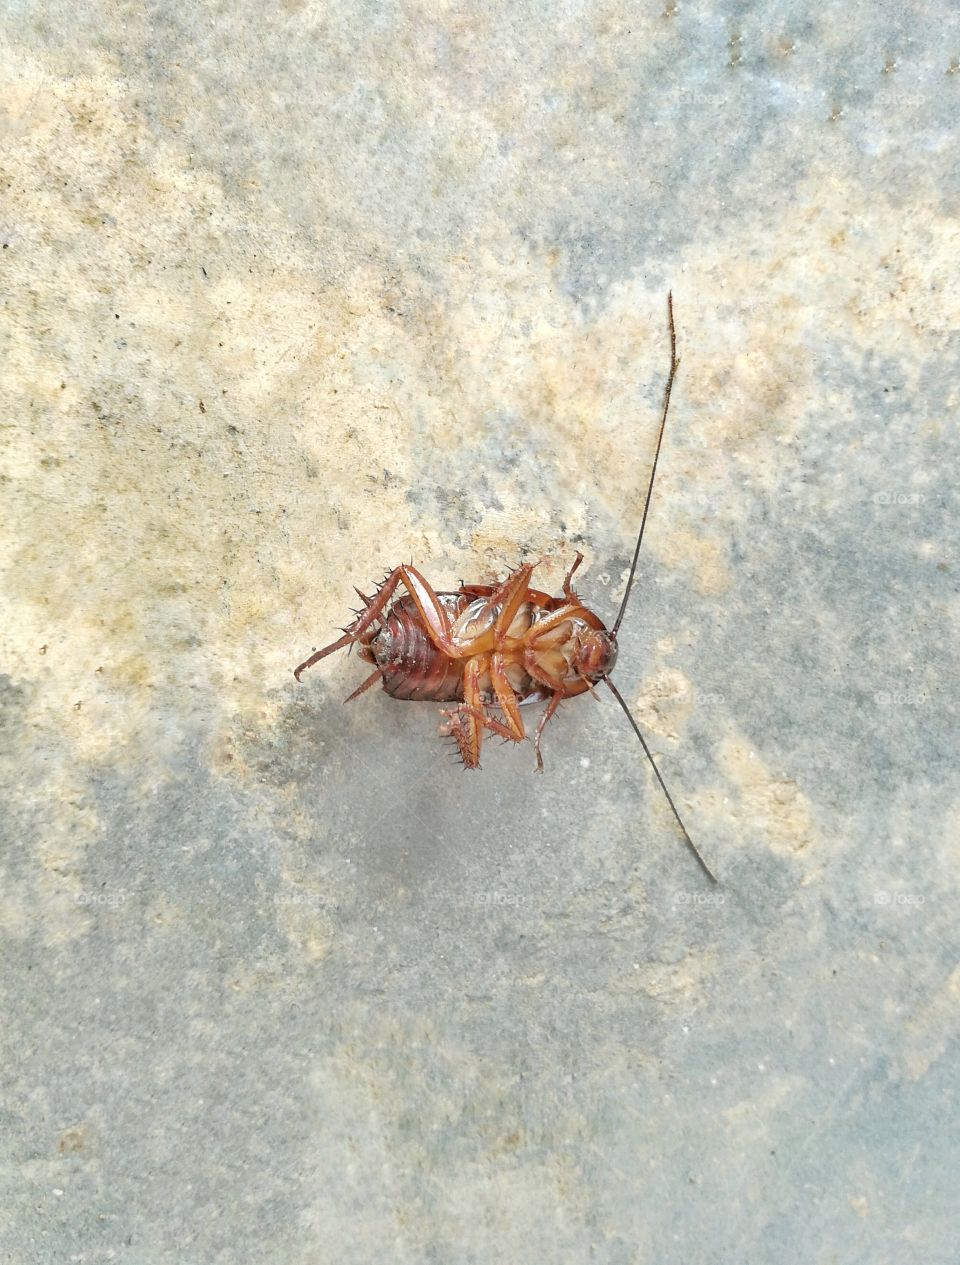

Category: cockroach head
[574, 629, 618, 682]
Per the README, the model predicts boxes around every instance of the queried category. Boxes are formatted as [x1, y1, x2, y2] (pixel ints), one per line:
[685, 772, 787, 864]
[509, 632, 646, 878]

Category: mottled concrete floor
[2, 2, 958, 1262]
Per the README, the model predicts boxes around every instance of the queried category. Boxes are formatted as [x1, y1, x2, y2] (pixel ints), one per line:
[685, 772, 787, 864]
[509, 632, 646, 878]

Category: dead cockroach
[295, 293, 716, 882]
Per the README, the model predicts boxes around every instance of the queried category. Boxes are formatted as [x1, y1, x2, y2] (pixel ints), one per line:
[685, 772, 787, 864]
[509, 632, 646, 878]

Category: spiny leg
[457, 652, 527, 745]
[343, 667, 383, 703]
[294, 563, 453, 681]
[294, 567, 407, 680]
[533, 692, 563, 772]
[439, 654, 488, 769]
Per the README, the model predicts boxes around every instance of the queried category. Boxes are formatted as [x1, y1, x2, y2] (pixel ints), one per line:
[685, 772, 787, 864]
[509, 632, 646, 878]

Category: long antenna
[611, 291, 680, 637]
[604, 676, 717, 884]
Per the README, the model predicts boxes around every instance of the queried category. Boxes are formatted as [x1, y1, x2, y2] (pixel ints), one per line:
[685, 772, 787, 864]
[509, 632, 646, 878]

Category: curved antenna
[612, 291, 680, 637]
[604, 676, 717, 884]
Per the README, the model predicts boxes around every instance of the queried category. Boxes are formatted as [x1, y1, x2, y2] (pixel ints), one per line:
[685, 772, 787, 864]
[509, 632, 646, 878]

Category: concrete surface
[2, 2, 958, 1262]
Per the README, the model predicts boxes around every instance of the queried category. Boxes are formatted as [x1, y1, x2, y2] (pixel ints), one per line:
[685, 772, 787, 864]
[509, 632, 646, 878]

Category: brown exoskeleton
[295, 294, 716, 881]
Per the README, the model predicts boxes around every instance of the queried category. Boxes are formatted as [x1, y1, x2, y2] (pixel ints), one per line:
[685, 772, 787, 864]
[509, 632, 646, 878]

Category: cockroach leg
[343, 668, 383, 703]
[444, 651, 532, 767]
[523, 601, 584, 644]
[293, 566, 408, 680]
[341, 561, 527, 667]
[446, 564, 537, 655]
[488, 652, 525, 738]
[449, 652, 528, 761]
[295, 563, 453, 680]
[458, 704, 524, 744]
[446, 654, 487, 768]
[561, 551, 585, 602]
[395, 564, 455, 653]
[577, 675, 604, 702]
[489, 564, 536, 647]
[523, 656, 580, 697]
[460, 655, 490, 766]
[533, 692, 563, 772]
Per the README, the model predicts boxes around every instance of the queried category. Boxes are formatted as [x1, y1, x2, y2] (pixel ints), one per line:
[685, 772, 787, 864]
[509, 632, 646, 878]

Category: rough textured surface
[2, 2, 958, 1262]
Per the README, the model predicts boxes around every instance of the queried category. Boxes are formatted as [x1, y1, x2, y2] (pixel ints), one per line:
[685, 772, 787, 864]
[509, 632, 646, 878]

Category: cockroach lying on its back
[295, 294, 716, 882]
